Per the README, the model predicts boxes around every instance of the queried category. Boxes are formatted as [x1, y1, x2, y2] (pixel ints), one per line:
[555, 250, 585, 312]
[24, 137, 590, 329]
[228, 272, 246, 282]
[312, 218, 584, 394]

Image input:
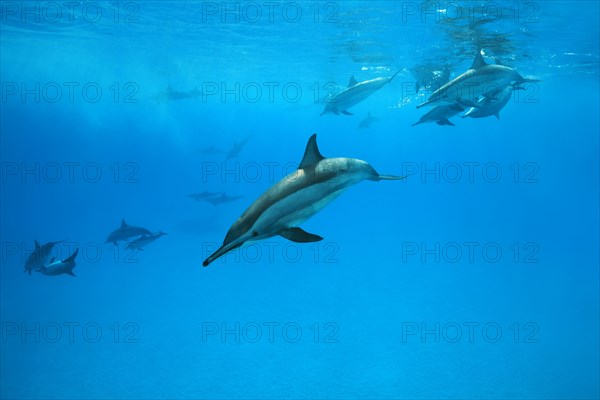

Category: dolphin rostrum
[36, 248, 79, 277]
[203, 134, 405, 266]
[321, 70, 400, 116]
[417, 51, 538, 109]
[126, 232, 167, 251]
[412, 104, 465, 127]
[24, 239, 65, 275]
[105, 219, 152, 245]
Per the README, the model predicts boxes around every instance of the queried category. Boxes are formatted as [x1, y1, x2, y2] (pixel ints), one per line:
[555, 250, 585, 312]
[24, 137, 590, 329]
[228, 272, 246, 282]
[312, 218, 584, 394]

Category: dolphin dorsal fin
[121, 219, 128, 228]
[35, 240, 40, 249]
[348, 76, 358, 87]
[470, 51, 487, 69]
[299, 134, 325, 169]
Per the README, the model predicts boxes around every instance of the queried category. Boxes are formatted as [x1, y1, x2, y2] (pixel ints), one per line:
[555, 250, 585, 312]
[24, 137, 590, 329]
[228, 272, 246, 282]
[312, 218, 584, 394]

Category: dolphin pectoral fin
[67, 271, 76, 277]
[436, 118, 455, 126]
[456, 99, 481, 109]
[279, 228, 323, 243]
[377, 175, 407, 181]
[341, 110, 353, 115]
[495, 112, 500, 120]
[416, 100, 433, 109]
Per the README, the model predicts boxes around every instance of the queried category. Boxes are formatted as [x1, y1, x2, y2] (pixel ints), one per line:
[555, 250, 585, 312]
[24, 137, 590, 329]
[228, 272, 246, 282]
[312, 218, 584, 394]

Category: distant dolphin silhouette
[359, 112, 379, 129]
[321, 70, 400, 116]
[203, 134, 405, 266]
[417, 50, 538, 109]
[105, 219, 152, 245]
[226, 136, 252, 161]
[202, 193, 243, 206]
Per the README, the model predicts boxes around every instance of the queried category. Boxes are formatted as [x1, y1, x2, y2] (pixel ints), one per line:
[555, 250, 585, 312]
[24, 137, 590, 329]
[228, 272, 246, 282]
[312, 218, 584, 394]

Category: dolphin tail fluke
[377, 175, 407, 181]
[64, 248, 79, 263]
[279, 227, 323, 243]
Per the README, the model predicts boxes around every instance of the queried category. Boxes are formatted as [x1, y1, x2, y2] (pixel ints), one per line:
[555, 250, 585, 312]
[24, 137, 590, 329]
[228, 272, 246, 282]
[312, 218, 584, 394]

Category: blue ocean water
[1, 1, 599, 399]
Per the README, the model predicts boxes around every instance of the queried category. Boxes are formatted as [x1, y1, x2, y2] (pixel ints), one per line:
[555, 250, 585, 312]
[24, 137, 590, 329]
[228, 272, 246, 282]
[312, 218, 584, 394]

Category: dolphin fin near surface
[470, 50, 487, 69]
[279, 227, 323, 243]
[299, 134, 325, 169]
[348, 76, 358, 87]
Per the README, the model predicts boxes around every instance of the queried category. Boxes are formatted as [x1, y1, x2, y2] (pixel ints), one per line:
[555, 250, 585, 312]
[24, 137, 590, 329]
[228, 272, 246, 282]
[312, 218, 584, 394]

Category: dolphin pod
[203, 134, 405, 266]
[413, 50, 539, 126]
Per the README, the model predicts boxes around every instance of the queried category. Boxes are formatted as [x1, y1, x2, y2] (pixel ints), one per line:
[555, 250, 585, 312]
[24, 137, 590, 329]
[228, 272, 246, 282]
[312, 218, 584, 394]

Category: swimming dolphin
[203, 134, 405, 266]
[105, 219, 152, 245]
[36, 248, 79, 277]
[126, 232, 167, 251]
[152, 86, 202, 102]
[226, 136, 252, 161]
[461, 84, 516, 120]
[202, 193, 243, 206]
[321, 70, 400, 116]
[359, 112, 379, 129]
[188, 191, 224, 201]
[24, 239, 65, 275]
[417, 51, 538, 109]
[410, 64, 452, 92]
[412, 104, 465, 127]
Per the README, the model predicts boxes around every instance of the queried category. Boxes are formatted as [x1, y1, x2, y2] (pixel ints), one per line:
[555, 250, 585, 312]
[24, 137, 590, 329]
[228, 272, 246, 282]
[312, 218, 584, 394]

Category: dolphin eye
[252, 231, 259, 237]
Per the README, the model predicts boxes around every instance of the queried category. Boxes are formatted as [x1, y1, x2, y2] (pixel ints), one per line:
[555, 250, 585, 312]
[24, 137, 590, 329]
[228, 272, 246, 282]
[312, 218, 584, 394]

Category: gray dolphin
[203, 134, 405, 266]
[412, 104, 465, 127]
[36, 248, 78, 277]
[417, 51, 538, 109]
[462, 84, 516, 120]
[359, 112, 379, 129]
[152, 86, 202, 102]
[202, 193, 243, 206]
[321, 70, 400, 116]
[24, 239, 65, 275]
[105, 219, 152, 245]
[410, 64, 452, 92]
[126, 232, 167, 251]
[226, 136, 252, 161]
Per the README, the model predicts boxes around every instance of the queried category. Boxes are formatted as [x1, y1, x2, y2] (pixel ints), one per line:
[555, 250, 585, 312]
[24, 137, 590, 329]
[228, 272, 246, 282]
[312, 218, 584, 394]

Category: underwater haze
[1, 1, 599, 399]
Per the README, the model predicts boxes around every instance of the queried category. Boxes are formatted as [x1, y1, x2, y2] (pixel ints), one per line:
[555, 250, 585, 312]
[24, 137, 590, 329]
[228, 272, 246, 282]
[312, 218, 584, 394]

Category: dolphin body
[24, 240, 65, 275]
[126, 232, 167, 251]
[359, 112, 379, 129]
[203, 193, 243, 206]
[188, 191, 224, 201]
[105, 219, 152, 245]
[226, 136, 252, 161]
[412, 104, 465, 127]
[321, 71, 400, 116]
[203, 134, 404, 266]
[417, 51, 538, 109]
[462, 84, 514, 120]
[36, 248, 79, 277]
[410, 64, 452, 92]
